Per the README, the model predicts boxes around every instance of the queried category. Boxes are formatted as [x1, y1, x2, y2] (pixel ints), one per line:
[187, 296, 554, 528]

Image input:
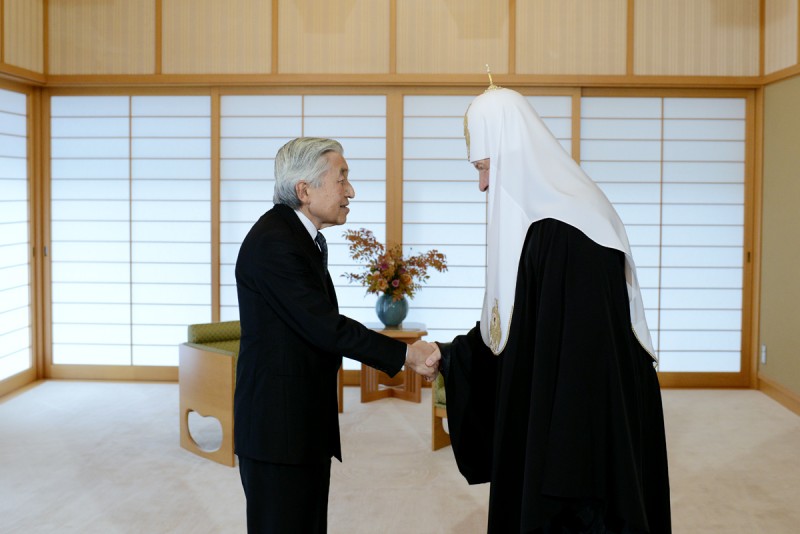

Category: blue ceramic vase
[375, 293, 408, 327]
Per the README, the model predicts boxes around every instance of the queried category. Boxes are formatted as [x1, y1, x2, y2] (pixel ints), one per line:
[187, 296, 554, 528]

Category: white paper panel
[304, 95, 386, 116]
[52, 138, 129, 158]
[132, 117, 210, 137]
[657, 352, 740, 373]
[663, 98, 746, 119]
[52, 304, 131, 325]
[52, 221, 129, 242]
[304, 117, 386, 138]
[404, 202, 485, 224]
[581, 97, 661, 118]
[52, 159, 129, 179]
[662, 183, 744, 204]
[53, 345, 131, 366]
[660, 330, 741, 351]
[133, 159, 210, 179]
[221, 160, 274, 180]
[222, 116, 302, 137]
[580, 96, 746, 370]
[581, 161, 662, 183]
[0, 88, 30, 381]
[663, 119, 746, 141]
[221, 95, 302, 116]
[404, 117, 463, 138]
[52, 262, 130, 282]
[526, 96, 572, 117]
[0, 133, 25, 157]
[663, 141, 745, 162]
[52, 283, 130, 303]
[663, 161, 744, 183]
[51, 96, 128, 117]
[0, 88, 26, 112]
[404, 181, 485, 203]
[582, 118, 661, 140]
[133, 264, 210, 284]
[597, 183, 661, 204]
[51, 180, 129, 200]
[404, 96, 475, 116]
[0, 156, 27, 179]
[581, 139, 662, 161]
[404, 160, 472, 181]
[132, 138, 210, 158]
[51, 117, 128, 137]
[131, 96, 211, 116]
[51, 200, 130, 220]
[50, 95, 212, 367]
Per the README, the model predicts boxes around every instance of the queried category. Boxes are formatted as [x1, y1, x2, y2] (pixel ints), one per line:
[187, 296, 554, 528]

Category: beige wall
[765, 0, 799, 74]
[162, 0, 272, 74]
[761, 75, 800, 397]
[33, 0, 790, 79]
[2, 0, 44, 73]
[396, 0, 507, 74]
[634, 0, 759, 76]
[48, 0, 155, 75]
[280, 0, 388, 73]
[516, 0, 626, 75]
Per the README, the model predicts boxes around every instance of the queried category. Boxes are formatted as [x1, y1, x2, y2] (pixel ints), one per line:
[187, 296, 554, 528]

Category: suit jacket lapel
[274, 204, 337, 304]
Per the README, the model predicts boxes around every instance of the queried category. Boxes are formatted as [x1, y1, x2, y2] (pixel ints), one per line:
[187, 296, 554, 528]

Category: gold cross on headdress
[485, 64, 501, 93]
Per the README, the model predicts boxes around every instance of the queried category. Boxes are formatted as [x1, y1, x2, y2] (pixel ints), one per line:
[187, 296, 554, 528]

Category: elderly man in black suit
[234, 137, 440, 533]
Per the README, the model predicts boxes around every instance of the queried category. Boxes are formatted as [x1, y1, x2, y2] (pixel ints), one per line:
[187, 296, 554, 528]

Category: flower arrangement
[342, 228, 447, 302]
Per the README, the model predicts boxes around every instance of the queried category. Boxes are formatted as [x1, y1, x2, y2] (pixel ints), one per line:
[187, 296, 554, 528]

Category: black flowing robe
[442, 218, 671, 533]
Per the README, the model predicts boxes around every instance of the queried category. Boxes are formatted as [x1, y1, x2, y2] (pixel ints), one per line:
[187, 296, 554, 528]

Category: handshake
[404, 340, 442, 382]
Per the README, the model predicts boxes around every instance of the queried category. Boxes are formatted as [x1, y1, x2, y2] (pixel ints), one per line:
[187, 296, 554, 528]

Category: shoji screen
[220, 94, 387, 370]
[402, 95, 573, 341]
[581, 97, 746, 372]
[0, 88, 31, 381]
[50, 96, 211, 367]
[130, 97, 212, 365]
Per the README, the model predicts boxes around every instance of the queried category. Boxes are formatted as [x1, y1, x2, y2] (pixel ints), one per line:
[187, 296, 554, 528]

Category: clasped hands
[405, 340, 441, 382]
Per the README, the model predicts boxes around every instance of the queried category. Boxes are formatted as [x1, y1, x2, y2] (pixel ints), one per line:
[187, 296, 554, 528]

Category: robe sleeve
[438, 323, 498, 485]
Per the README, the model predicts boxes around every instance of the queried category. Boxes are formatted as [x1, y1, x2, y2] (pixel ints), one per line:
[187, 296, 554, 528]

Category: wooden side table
[362, 322, 427, 403]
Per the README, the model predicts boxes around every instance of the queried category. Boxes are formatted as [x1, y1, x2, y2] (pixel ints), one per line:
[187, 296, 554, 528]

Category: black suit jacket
[234, 203, 406, 464]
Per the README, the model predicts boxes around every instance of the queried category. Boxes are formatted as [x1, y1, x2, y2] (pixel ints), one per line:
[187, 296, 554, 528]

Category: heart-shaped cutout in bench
[187, 410, 223, 452]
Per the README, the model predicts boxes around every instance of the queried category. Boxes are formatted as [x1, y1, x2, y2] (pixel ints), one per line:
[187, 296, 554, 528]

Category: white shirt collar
[293, 208, 319, 241]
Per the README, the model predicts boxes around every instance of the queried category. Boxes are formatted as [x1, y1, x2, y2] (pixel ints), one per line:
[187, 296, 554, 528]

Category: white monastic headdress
[465, 87, 656, 359]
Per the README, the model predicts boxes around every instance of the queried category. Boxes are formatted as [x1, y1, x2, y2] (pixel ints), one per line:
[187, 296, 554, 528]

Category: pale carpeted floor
[1, 381, 799, 533]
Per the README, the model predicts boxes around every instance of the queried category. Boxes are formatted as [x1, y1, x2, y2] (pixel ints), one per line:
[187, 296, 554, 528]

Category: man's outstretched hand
[405, 340, 441, 382]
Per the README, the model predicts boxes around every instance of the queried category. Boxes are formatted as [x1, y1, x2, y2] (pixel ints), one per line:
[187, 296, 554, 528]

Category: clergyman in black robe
[434, 87, 671, 533]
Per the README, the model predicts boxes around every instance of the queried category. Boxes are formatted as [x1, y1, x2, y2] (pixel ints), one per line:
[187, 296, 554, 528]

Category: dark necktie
[314, 232, 328, 269]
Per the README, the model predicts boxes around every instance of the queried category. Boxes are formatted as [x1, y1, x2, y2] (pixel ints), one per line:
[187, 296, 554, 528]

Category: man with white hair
[234, 137, 439, 533]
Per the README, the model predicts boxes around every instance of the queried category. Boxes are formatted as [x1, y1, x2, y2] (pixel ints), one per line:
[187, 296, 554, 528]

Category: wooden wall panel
[162, 0, 271, 74]
[396, 0, 508, 74]
[3, 0, 44, 73]
[762, 75, 800, 397]
[516, 0, 626, 75]
[634, 0, 759, 76]
[278, 0, 388, 73]
[48, 0, 155, 75]
[764, 0, 798, 74]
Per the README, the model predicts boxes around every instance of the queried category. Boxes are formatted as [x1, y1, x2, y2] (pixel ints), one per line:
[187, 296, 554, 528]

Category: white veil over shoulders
[465, 87, 656, 359]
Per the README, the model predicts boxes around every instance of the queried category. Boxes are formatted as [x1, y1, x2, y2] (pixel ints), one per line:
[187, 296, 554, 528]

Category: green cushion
[433, 373, 446, 408]
[187, 320, 240, 344]
[185, 321, 241, 366]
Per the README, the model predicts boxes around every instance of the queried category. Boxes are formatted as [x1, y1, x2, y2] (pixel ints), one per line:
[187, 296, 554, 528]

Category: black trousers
[238, 455, 331, 534]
